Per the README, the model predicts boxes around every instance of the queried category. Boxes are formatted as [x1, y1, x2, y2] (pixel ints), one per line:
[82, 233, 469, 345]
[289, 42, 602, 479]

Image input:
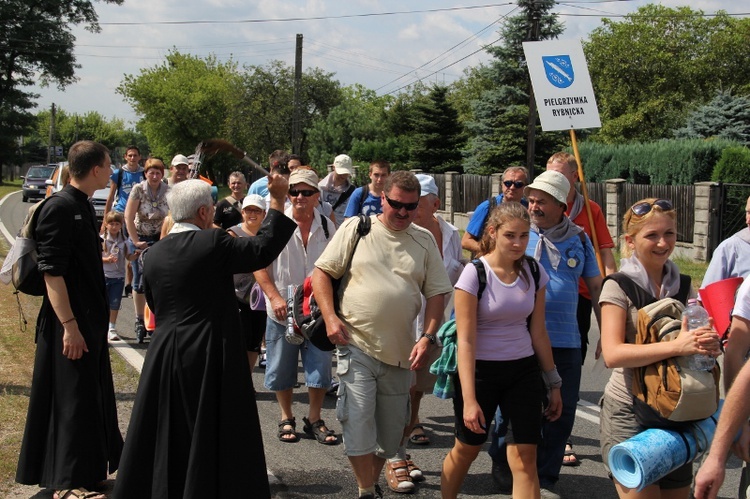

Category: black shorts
[453, 355, 543, 446]
[238, 301, 267, 352]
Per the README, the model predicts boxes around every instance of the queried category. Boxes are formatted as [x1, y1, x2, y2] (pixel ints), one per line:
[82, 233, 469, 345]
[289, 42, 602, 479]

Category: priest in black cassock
[114, 175, 296, 499]
[16, 141, 123, 499]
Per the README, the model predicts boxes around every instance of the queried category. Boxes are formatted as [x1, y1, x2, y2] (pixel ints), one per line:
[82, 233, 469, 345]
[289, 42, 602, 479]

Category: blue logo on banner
[543, 55, 574, 88]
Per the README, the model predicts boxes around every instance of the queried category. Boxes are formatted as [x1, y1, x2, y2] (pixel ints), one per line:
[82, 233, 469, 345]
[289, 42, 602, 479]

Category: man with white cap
[169, 154, 190, 185]
[319, 153, 357, 226]
[524, 169, 602, 498]
[253, 168, 339, 446]
[344, 160, 391, 219]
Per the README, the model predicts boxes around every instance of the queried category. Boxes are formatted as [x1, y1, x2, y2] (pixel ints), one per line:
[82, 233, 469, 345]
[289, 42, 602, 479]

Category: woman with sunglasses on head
[441, 202, 561, 499]
[598, 198, 721, 499]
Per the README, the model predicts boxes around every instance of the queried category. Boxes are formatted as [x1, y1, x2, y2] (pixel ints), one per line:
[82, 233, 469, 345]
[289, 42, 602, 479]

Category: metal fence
[621, 184, 695, 243]
[719, 183, 750, 241]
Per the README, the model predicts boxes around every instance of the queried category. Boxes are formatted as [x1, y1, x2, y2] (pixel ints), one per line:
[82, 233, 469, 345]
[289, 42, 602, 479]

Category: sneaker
[385, 458, 415, 493]
[258, 350, 267, 369]
[135, 319, 146, 344]
[123, 284, 132, 297]
[491, 459, 513, 494]
[327, 378, 340, 396]
[108, 328, 120, 342]
[404, 454, 424, 482]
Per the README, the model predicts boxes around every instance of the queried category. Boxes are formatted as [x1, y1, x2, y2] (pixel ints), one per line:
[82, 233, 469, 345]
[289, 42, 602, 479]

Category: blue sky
[31, 0, 743, 126]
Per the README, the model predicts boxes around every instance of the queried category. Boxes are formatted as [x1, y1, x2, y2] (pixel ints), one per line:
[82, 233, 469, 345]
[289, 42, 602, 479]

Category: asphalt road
[0, 189, 743, 498]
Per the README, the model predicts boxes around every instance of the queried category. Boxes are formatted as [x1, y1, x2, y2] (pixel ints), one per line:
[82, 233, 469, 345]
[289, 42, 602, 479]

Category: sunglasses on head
[385, 196, 419, 211]
[503, 180, 525, 189]
[631, 199, 674, 217]
[289, 189, 317, 197]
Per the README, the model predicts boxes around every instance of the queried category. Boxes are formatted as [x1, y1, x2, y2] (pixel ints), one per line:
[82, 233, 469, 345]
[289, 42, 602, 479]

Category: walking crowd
[13, 140, 748, 499]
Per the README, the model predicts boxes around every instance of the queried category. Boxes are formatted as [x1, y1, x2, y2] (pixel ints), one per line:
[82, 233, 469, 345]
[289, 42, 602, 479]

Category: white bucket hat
[523, 170, 570, 205]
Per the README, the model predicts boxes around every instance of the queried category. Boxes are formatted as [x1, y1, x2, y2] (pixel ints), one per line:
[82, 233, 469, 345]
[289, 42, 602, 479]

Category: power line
[99, 3, 516, 26]
[377, 5, 519, 95]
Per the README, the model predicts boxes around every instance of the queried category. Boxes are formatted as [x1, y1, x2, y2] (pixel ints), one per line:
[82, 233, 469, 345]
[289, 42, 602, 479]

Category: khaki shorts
[335, 345, 412, 458]
[412, 345, 441, 393]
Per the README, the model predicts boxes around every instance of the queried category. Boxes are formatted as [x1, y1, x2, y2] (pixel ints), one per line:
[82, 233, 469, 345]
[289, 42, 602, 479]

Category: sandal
[562, 441, 580, 466]
[385, 458, 415, 493]
[302, 417, 339, 445]
[277, 417, 299, 443]
[408, 424, 430, 445]
[54, 488, 105, 499]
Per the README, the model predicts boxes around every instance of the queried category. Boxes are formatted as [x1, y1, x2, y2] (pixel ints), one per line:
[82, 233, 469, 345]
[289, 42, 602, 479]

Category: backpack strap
[604, 272, 692, 309]
[675, 275, 692, 305]
[604, 273, 655, 309]
[477, 195, 499, 239]
[358, 186, 368, 214]
[470, 259, 487, 300]
[332, 184, 356, 211]
[319, 213, 329, 240]
[525, 255, 540, 294]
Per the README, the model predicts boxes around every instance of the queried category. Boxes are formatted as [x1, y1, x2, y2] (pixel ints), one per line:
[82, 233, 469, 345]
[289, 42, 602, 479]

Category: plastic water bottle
[285, 285, 303, 345]
[683, 299, 715, 371]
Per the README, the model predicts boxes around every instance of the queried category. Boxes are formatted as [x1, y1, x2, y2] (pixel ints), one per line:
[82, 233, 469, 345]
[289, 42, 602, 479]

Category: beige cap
[523, 170, 570, 205]
[288, 169, 320, 191]
[333, 154, 355, 176]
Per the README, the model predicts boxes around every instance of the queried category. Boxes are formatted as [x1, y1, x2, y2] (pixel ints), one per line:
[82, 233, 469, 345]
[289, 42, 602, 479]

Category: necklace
[147, 182, 162, 208]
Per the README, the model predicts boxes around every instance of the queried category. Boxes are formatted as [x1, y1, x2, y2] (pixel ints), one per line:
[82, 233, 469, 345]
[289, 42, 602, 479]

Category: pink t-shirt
[455, 257, 549, 362]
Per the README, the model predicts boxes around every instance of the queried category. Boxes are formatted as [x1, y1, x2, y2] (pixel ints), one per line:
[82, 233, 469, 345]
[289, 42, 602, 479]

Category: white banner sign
[523, 39, 601, 131]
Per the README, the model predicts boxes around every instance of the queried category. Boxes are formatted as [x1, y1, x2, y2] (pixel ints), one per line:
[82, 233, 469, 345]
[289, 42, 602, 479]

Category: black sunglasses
[503, 180, 525, 189]
[385, 196, 419, 211]
[289, 189, 317, 197]
[631, 199, 674, 216]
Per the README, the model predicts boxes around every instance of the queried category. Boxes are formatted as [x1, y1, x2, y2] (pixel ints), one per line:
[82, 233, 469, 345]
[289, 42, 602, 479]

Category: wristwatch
[420, 332, 437, 345]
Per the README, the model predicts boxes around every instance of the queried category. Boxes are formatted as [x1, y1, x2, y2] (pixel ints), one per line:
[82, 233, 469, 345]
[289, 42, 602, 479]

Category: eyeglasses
[631, 199, 674, 217]
[503, 180, 525, 189]
[289, 189, 317, 197]
[385, 196, 419, 211]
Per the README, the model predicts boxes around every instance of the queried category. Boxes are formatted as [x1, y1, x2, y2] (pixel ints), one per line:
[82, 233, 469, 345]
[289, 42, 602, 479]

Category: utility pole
[525, 1, 541, 179]
[47, 103, 56, 164]
[291, 34, 303, 155]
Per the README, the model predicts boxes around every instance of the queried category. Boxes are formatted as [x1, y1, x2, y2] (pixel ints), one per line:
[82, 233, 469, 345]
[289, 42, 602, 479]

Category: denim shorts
[105, 277, 125, 310]
[335, 345, 412, 457]
[129, 234, 159, 294]
[263, 318, 333, 391]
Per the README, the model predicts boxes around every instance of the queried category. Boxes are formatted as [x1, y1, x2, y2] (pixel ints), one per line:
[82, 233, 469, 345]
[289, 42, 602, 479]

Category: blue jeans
[263, 318, 333, 391]
[488, 347, 582, 488]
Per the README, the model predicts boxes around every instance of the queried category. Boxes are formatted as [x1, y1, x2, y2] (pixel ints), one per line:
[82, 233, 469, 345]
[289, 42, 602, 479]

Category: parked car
[22, 165, 56, 202]
[45, 162, 111, 223]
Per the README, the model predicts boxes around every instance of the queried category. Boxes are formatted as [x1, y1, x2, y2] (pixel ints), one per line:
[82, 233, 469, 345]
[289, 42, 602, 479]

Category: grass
[0, 234, 40, 492]
[0, 180, 140, 494]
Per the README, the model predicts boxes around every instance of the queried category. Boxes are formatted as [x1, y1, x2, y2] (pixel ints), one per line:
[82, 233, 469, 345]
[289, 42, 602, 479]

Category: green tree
[229, 60, 343, 165]
[118, 51, 241, 179]
[584, 6, 750, 143]
[306, 85, 395, 170]
[462, 0, 566, 175]
[0, 0, 123, 175]
[409, 86, 464, 173]
[674, 91, 750, 145]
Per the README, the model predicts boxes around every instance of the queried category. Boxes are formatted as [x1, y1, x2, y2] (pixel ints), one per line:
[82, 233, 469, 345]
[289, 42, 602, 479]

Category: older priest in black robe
[114, 176, 296, 499]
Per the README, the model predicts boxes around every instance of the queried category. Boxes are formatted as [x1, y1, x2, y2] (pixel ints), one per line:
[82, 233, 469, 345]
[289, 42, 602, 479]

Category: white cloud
[28, 0, 745, 126]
